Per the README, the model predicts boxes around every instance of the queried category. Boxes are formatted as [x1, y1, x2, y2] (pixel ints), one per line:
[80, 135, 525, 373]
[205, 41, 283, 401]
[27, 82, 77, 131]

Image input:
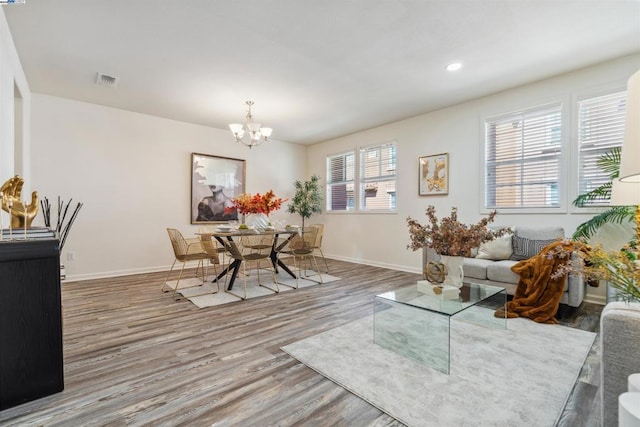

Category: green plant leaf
[287, 174, 322, 227]
[573, 182, 612, 207]
[571, 206, 635, 240]
[572, 147, 621, 208]
[597, 147, 621, 178]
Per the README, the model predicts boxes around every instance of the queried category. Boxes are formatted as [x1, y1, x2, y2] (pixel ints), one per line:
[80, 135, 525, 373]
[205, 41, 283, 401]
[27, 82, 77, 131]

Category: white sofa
[424, 226, 585, 308]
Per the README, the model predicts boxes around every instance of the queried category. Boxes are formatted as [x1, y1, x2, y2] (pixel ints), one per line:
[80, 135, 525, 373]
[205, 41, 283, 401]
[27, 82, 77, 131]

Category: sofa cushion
[514, 226, 564, 240]
[511, 236, 557, 261]
[487, 260, 520, 284]
[476, 233, 513, 260]
[463, 258, 495, 280]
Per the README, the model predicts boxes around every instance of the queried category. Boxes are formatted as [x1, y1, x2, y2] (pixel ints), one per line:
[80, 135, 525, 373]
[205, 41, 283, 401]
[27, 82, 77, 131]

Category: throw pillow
[510, 236, 557, 261]
[476, 233, 513, 260]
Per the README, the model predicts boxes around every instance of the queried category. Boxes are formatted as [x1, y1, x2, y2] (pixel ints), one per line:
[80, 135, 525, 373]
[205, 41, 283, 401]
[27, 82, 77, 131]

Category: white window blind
[485, 104, 562, 209]
[577, 90, 626, 206]
[359, 142, 396, 211]
[326, 151, 355, 211]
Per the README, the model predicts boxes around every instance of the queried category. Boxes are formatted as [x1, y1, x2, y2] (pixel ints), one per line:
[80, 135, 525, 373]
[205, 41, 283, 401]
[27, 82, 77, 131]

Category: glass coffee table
[374, 282, 506, 374]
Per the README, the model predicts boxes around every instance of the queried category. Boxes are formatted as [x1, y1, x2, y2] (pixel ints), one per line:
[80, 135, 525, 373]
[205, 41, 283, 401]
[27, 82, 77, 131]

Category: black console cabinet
[0, 239, 64, 410]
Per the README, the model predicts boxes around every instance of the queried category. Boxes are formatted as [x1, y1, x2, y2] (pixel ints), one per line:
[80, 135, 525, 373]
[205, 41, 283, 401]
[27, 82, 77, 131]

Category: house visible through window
[577, 90, 627, 207]
[326, 142, 396, 212]
[484, 104, 562, 209]
[359, 142, 396, 211]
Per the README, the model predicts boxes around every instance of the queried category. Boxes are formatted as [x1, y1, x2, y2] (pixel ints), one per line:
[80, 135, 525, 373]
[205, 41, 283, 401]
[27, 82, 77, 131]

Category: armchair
[600, 302, 640, 426]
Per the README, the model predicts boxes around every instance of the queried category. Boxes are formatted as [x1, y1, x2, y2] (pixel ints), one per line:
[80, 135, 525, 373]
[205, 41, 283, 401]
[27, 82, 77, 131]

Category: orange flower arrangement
[225, 190, 287, 216]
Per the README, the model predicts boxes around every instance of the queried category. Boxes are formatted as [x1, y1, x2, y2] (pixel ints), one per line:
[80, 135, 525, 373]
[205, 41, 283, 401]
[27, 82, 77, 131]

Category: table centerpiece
[225, 190, 287, 229]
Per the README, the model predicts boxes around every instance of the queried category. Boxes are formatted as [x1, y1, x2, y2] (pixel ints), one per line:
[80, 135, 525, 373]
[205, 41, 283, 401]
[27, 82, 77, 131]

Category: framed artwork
[191, 153, 245, 224]
[418, 153, 449, 196]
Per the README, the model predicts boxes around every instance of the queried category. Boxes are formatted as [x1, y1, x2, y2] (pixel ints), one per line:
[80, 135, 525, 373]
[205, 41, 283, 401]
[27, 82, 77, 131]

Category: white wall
[30, 94, 307, 280]
[0, 8, 31, 226]
[308, 54, 640, 304]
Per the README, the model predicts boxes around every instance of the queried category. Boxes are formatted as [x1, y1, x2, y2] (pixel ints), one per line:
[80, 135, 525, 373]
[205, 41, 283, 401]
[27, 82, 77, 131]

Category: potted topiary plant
[287, 175, 322, 229]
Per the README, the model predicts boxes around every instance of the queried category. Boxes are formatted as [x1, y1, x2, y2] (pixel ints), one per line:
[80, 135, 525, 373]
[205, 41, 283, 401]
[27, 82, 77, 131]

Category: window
[359, 142, 396, 211]
[577, 90, 626, 207]
[484, 104, 562, 210]
[326, 142, 397, 212]
[326, 151, 355, 211]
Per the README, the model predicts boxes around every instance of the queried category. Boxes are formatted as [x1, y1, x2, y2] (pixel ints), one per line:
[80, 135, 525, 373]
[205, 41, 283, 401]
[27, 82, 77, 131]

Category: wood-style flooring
[0, 259, 602, 426]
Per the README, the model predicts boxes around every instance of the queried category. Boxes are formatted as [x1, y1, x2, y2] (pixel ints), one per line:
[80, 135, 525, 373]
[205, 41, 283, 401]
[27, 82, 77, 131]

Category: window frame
[358, 142, 397, 213]
[325, 141, 397, 214]
[325, 149, 356, 213]
[480, 100, 569, 214]
[570, 84, 627, 213]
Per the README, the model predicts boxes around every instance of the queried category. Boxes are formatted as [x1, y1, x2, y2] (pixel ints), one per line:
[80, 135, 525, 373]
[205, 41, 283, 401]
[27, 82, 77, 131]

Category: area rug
[164, 269, 340, 308]
[281, 311, 596, 427]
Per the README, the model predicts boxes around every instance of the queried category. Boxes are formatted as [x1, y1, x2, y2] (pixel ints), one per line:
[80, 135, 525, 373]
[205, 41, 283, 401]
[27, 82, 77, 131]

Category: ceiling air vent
[95, 73, 119, 88]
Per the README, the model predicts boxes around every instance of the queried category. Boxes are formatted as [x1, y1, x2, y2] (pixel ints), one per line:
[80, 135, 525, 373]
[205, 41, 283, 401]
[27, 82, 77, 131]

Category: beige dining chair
[217, 233, 279, 300]
[162, 228, 214, 301]
[198, 233, 230, 291]
[309, 223, 329, 273]
[278, 226, 323, 289]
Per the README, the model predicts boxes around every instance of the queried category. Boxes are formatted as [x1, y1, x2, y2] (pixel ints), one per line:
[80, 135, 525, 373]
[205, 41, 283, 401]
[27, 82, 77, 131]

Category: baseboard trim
[326, 254, 421, 275]
[62, 264, 174, 283]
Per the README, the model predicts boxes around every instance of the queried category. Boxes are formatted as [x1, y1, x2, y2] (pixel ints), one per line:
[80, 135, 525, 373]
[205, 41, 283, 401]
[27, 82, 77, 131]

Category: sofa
[424, 226, 585, 308]
[600, 301, 640, 426]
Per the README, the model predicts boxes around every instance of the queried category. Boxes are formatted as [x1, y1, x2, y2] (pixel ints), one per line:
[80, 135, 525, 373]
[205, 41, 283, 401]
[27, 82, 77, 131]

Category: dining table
[197, 228, 299, 291]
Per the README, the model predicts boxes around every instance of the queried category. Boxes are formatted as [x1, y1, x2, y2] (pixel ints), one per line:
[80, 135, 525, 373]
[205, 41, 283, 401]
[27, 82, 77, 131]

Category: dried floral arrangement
[406, 205, 507, 257]
[225, 190, 287, 216]
[550, 239, 639, 302]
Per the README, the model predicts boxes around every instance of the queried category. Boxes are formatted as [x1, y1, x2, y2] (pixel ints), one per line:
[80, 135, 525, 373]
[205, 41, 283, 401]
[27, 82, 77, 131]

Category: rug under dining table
[164, 269, 341, 308]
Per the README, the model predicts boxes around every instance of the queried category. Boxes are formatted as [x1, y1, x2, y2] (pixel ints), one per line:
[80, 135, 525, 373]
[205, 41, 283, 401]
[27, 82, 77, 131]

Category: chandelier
[229, 100, 272, 148]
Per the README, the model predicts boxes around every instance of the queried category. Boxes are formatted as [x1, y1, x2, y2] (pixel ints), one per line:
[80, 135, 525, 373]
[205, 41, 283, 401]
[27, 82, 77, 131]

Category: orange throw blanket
[495, 240, 573, 324]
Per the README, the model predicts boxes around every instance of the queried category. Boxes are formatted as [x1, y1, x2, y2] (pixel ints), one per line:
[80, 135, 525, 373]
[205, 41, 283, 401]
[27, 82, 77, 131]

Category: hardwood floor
[0, 260, 602, 426]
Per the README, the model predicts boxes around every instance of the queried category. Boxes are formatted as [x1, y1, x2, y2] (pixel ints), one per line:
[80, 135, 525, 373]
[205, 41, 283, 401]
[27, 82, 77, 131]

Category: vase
[245, 213, 270, 230]
[440, 255, 464, 288]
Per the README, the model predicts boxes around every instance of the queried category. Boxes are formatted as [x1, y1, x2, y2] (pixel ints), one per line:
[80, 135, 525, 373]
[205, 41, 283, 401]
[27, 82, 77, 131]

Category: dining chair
[217, 233, 279, 300]
[198, 233, 230, 291]
[162, 228, 214, 300]
[278, 226, 323, 289]
[309, 223, 329, 273]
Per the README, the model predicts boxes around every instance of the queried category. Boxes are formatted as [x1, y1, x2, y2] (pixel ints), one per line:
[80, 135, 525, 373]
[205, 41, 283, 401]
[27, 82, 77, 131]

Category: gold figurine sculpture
[0, 175, 39, 228]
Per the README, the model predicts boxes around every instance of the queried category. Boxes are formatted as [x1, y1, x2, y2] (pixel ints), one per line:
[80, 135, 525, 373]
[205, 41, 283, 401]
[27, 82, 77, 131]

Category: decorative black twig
[40, 196, 83, 250]
[60, 202, 82, 250]
[40, 198, 51, 228]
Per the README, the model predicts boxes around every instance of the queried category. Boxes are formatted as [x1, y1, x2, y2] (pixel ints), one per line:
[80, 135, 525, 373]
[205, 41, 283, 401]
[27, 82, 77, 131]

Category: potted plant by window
[572, 147, 636, 240]
[287, 175, 322, 229]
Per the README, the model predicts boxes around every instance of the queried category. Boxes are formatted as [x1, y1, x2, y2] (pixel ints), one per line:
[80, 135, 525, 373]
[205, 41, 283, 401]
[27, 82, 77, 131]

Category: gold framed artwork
[418, 153, 449, 196]
[191, 153, 246, 224]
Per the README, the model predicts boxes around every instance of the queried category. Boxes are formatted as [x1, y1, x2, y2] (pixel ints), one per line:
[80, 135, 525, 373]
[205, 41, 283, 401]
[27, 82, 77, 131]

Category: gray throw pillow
[510, 236, 557, 261]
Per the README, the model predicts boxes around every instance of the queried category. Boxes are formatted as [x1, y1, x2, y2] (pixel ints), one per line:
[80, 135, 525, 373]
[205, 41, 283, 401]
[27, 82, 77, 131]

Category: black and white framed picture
[191, 153, 245, 224]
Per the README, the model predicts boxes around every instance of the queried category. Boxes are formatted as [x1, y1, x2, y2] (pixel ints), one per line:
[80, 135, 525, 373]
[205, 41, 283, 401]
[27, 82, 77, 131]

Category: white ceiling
[3, 1, 640, 145]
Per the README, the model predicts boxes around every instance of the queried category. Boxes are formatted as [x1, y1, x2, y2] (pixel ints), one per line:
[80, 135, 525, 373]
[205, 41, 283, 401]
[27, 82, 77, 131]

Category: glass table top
[375, 282, 506, 317]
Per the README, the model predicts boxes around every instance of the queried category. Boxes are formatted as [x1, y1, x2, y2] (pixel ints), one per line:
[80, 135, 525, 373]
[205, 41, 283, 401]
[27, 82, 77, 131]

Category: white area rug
[282, 312, 596, 427]
[164, 269, 340, 308]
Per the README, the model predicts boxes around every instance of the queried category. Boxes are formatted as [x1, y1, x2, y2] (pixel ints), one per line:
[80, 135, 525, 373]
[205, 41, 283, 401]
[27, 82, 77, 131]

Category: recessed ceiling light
[446, 62, 463, 72]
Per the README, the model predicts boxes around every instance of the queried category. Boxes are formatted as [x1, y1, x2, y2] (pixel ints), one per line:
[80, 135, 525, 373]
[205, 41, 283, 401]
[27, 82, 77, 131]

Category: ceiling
[3, 1, 640, 145]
